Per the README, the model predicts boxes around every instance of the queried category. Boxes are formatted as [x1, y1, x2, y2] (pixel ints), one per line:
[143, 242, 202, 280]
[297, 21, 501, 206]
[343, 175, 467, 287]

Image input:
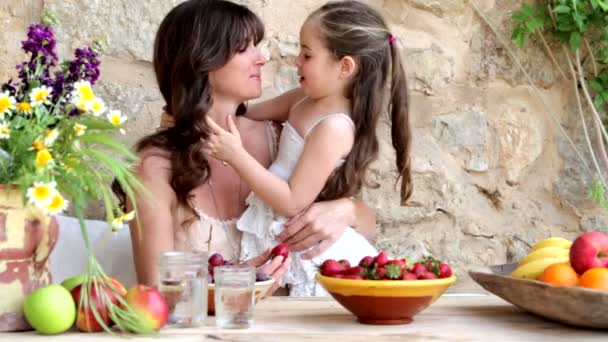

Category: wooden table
[1, 294, 606, 341]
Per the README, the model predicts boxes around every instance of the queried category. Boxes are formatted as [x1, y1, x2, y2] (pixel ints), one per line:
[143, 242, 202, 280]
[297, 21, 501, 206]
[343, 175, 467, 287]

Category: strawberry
[420, 271, 438, 280]
[401, 272, 418, 280]
[422, 256, 442, 277]
[373, 266, 387, 279]
[270, 243, 289, 259]
[384, 264, 403, 280]
[374, 251, 389, 267]
[358, 256, 374, 268]
[208, 253, 224, 267]
[343, 266, 365, 276]
[338, 259, 351, 268]
[320, 259, 345, 277]
[411, 263, 427, 277]
[439, 263, 452, 278]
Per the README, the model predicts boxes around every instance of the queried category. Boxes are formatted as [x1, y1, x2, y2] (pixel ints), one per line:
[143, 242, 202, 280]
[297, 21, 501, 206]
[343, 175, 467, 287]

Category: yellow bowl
[316, 273, 456, 324]
[207, 278, 274, 315]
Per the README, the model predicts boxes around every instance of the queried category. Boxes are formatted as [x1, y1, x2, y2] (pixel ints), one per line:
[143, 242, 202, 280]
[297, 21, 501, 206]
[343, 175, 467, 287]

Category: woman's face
[209, 41, 265, 103]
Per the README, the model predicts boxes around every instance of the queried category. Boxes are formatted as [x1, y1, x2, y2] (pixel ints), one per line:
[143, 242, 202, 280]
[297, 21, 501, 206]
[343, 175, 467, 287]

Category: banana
[518, 246, 570, 266]
[530, 237, 572, 251]
[510, 256, 569, 279]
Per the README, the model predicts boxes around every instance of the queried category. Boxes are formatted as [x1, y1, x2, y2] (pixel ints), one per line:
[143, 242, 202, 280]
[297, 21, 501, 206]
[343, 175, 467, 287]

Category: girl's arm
[128, 153, 176, 286]
[206, 115, 353, 217]
[245, 88, 304, 122]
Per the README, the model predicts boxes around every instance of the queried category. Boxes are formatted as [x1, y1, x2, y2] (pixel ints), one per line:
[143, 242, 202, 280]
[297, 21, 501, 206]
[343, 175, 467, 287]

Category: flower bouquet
[0, 15, 152, 333]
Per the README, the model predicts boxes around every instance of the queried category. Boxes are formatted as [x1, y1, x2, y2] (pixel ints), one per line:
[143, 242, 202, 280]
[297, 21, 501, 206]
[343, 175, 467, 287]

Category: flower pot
[0, 185, 59, 331]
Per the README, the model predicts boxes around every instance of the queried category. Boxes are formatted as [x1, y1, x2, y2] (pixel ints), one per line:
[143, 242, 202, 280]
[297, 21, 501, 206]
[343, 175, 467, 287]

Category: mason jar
[157, 251, 208, 327]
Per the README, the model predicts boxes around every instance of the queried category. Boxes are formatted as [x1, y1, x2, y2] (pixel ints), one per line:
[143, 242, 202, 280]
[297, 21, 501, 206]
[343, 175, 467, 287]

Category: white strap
[303, 113, 355, 140]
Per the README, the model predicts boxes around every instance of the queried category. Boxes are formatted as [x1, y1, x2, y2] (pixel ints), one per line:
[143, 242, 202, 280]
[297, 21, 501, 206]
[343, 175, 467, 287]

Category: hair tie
[388, 34, 397, 46]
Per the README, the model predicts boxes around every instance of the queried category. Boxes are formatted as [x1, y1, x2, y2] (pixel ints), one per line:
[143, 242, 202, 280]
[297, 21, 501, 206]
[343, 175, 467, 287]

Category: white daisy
[0, 122, 9, 139]
[0, 91, 16, 118]
[73, 123, 87, 136]
[44, 129, 59, 146]
[90, 97, 106, 116]
[43, 192, 69, 215]
[72, 81, 95, 102]
[111, 211, 136, 232]
[26, 181, 57, 207]
[29, 86, 53, 107]
[72, 96, 93, 113]
[107, 110, 127, 134]
[35, 149, 53, 168]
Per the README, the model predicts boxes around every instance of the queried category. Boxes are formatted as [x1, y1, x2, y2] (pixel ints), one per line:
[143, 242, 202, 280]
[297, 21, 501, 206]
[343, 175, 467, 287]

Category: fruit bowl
[469, 264, 608, 328]
[207, 278, 274, 315]
[315, 273, 456, 325]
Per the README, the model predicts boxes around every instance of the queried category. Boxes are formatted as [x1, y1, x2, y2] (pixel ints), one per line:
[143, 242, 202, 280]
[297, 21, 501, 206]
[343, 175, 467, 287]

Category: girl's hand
[204, 115, 244, 164]
[244, 249, 291, 297]
[278, 199, 352, 259]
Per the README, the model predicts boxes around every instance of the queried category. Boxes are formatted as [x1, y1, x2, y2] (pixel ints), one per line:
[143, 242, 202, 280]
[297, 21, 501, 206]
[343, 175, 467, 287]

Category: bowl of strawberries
[316, 251, 456, 325]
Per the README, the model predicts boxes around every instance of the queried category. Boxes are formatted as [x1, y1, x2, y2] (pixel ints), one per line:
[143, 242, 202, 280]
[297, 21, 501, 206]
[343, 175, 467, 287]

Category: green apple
[60, 274, 87, 291]
[24, 284, 76, 334]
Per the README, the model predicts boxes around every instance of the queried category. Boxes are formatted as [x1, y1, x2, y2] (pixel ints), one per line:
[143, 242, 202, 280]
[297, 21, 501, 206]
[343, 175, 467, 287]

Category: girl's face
[209, 41, 266, 103]
[295, 19, 346, 99]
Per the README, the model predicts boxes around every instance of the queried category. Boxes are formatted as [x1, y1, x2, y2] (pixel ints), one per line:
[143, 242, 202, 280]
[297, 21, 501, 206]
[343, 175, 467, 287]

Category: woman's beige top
[173, 121, 278, 261]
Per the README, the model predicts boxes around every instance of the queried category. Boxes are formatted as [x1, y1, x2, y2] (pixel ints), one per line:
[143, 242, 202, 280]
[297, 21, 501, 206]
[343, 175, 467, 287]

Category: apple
[569, 231, 608, 274]
[71, 281, 121, 332]
[24, 284, 76, 335]
[125, 285, 169, 331]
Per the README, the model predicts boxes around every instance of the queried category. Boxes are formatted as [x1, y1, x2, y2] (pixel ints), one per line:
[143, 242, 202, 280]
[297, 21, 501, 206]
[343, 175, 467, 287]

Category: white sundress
[237, 113, 378, 297]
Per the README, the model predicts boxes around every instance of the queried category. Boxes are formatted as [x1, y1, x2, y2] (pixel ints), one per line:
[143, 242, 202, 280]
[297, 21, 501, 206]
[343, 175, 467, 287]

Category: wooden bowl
[469, 264, 608, 329]
[207, 278, 274, 315]
[315, 273, 456, 325]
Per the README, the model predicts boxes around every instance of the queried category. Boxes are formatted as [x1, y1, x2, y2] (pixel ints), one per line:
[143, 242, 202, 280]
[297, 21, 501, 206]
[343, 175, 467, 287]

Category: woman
[125, 0, 376, 294]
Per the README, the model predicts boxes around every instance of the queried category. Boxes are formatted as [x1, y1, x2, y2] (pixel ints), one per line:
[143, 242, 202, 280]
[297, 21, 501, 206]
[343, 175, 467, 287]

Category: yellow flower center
[35, 90, 50, 102]
[32, 140, 45, 151]
[33, 186, 52, 201]
[0, 126, 9, 135]
[110, 115, 122, 126]
[36, 149, 53, 167]
[48, 194, 65, 211]
[17, 102, 32, 112]
[0, 97, 10, 112]
[92, 101, 102, 112]
[79, 86, 95, 101]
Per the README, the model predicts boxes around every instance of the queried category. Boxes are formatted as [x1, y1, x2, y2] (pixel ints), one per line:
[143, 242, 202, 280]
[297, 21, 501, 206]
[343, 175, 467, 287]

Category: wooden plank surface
[1, 294, 605, 341]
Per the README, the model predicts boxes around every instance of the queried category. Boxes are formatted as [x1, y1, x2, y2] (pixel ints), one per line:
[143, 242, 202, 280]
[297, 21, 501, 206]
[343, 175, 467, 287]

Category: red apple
[125, 285, 169, 331]
[570, 231, 608, 274]
[71, 282, 118, 332]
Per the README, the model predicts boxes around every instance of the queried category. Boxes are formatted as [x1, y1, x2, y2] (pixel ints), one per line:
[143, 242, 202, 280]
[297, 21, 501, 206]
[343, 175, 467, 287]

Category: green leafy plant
[0, 14, 151, 334]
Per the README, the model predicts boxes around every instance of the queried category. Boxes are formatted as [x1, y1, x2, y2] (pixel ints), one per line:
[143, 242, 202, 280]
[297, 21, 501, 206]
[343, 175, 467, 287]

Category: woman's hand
[204, 116, 245, 165]
[244, 248, 290, 296]
[278, 199, 355, 259]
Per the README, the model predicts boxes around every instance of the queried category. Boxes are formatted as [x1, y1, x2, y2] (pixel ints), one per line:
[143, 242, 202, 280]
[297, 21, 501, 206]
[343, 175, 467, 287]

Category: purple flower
[21, 23, 58, 64]
[65, 47, 101, 86]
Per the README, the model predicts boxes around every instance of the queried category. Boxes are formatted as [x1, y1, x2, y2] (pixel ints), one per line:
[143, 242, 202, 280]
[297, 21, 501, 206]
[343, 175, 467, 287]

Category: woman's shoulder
[136, 147, 171, 178]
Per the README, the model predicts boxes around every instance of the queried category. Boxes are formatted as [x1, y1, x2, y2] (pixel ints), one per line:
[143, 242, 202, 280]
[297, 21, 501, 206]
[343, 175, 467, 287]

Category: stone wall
[1, 0, 606, 291]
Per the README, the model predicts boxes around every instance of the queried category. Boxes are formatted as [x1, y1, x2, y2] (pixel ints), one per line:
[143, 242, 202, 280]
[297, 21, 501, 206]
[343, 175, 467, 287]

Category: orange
[578, 268, 608, 291]
[538, 263, 579, 286]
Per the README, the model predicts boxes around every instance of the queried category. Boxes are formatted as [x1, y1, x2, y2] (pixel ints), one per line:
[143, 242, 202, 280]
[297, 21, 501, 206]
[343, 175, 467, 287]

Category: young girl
[204, 0, 411, 296]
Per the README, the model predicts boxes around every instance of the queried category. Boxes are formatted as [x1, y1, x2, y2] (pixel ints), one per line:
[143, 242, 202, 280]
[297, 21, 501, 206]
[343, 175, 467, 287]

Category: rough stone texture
[1, 0, 606, 292]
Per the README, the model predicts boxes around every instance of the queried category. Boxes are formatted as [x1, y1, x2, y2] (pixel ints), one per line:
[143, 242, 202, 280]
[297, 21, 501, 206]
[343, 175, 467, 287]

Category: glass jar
[158, 251, 208, 327]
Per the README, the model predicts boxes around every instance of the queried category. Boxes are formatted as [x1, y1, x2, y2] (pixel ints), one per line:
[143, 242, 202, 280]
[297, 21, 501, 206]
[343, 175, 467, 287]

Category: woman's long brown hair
[114, 0, 264, 215]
